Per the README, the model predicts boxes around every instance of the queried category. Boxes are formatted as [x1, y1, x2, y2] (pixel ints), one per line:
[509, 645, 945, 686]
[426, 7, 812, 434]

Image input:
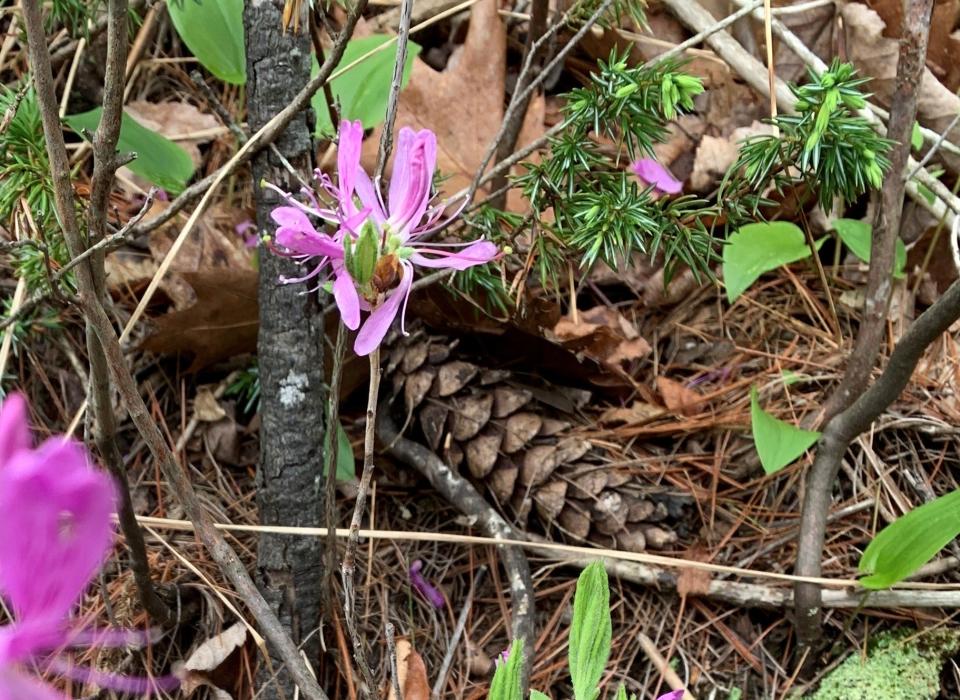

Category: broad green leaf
[569, 562, 611, 700]
[832, 218, 906, 279]
[530, 692, 551, 700]
[311, 35, 421, 136]
[750, 387, 820, 475]
[488, 639, 524, 700]
[911, 121, 923, 151]
[859, 488, 960, 589]
[64, 108, 194, 194]
[722, 222, 824, 302]
[323, 421, 355, 481]
[167, 0, 245, 85]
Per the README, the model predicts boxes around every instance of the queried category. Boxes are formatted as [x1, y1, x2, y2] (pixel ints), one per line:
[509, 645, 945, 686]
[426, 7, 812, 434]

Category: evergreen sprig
[723, 60, 892, 211]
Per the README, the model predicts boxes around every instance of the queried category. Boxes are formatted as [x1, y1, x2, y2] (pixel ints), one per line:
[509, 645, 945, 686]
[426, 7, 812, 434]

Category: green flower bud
[345, 220, 380, 285]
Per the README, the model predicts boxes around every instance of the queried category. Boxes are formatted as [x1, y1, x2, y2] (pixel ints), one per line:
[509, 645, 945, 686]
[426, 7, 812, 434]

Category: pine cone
[384, 326, 694, 551]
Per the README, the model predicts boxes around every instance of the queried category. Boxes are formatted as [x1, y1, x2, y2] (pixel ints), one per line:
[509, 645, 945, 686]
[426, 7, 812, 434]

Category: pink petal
[388, 129, 436, 233]
[0, 393, 31, 467]
[270, 206, 315, 232]
[275, 227, 342, 258]
[630, 158, 683, 195]
[333, 268, 361, 331]
[337, 120, 364, 215]
[655, 691, 686, 700]
[354, 266, 413, 356]
[409, 240, 498, 270]
[0, 669, 68, 700]
[353, 169, 387, 228]
[387, 128, 415, 216]
[0, 439, 116, 631]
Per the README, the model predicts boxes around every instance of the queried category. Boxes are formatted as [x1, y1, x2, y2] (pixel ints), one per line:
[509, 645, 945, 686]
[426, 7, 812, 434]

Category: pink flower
[630, 158, 683, 196]
[267, 120, 499, 356]
[408, 559, 445, 608]
[0, 393, 177, 698]
[656, 691, 686, 700]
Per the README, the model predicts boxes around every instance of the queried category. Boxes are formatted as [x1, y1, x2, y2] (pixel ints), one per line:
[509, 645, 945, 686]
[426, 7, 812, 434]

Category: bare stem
[794, 0, 936, 647]
[340, 347, 382, 698]
[375, 0, 414, 182]
[323, 321, 348, 618]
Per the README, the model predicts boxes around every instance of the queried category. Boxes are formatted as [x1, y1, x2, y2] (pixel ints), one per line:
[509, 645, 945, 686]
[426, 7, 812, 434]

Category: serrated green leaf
[167, 0, 246, 85]
[569, 562, 611, 700]
[750, 387, 820, 475]
[832, 218, 906, 279]
[911, 121, 923, 151]
[64, 108, 194, 194]
[488, 639, 524, 700]
[722, 222, 824, 302]
[311, 36, 421, 136]
[859, 488, 960, 589]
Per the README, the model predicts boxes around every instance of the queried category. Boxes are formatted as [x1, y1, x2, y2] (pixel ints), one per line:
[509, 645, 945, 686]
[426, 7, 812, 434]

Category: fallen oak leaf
[175, 622, 247, 698]
[387, 639, 431, 700]
[141, 269, 258, 371]
[656, 376, 703, 416]
[360, 0, 545, 203]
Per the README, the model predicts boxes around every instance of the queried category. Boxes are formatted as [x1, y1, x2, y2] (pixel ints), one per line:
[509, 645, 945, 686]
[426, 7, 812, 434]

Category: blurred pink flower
[630, 158, 683, 196]
[0, 393, 177, 699]
[267, 120, 498, 356]
[408, 559, 445, 608]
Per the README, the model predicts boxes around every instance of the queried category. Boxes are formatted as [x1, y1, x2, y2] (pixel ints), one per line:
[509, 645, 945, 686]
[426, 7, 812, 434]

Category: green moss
[810, 629, 959, 700]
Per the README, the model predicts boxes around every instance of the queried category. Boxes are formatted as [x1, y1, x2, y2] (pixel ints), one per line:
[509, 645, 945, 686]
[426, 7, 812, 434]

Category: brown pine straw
[134, 514, 960, 592]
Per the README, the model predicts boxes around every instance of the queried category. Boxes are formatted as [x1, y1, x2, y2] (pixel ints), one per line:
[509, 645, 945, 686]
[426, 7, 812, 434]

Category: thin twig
[375, 0, 414, 182]
[341, 347, 383, 698]
[386, 621, 403, 700]
[377, 409, 535, 696]
[432, 565, 486, 699]
[323, 321, 348, 622]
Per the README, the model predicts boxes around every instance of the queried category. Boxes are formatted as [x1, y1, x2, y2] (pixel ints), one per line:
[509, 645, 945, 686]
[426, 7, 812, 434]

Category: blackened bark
[245, 2, 326, 697]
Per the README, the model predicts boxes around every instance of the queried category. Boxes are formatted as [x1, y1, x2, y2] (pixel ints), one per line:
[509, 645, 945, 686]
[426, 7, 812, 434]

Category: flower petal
[0, 393, 31, 467]
[387, 128, 415, 216]
[655, 691, 686, 700]
[354, 266, 413, 356]
[409, 240, 498, 270]
[630, 158, 683, 195]
[0, 669, 68, 700]
[275, 227, 342, 258]
[333, 268, 361, 331]
[0, 439, 116, 631]
[337, 120, 364, 215]
[270, 206, 315, 232]
[388, 129, 436, 233]
[354, 169, 387, 228]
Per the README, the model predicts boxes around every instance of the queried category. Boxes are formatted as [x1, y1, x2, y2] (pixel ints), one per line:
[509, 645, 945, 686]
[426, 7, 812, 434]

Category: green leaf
[63, 108, 194, 194]
[832, 218, 906, 279]
[722, 222, 824, 302]
[530, 692, 551, 700]
[569, 562, 611, 700]
[334, 421, 355, 481]
[911, 121, 923, 151]
[488, 640, 524, 700]
[167, 0, 246, 84]
[750, 387, 820, 475]
[859, 488, 960, 589]
[311, 35, 421, 136]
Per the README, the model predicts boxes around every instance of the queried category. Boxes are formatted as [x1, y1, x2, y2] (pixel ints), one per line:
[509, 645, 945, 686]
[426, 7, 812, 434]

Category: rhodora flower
[630, 158, 683, 196]
[267, 120, 499, 356]
[0, 393, 176, 699]
[656, 691, 686, 700]
[408, 559, 445, 608]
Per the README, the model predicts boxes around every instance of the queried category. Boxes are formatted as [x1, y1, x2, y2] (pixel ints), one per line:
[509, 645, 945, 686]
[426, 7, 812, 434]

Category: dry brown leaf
[194, 386, 227, 422]
[551, 307, 651, 369]
[141, 269, 259, 371]
[388, 640, 431, 700]
[656, 376, 702, 416]
[842, 3, 960, 172]
[360, 0, 544, 203]
[599, 400, 661, 425]
[176, 622, 247, 698]
[864, 0, 959, 90]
